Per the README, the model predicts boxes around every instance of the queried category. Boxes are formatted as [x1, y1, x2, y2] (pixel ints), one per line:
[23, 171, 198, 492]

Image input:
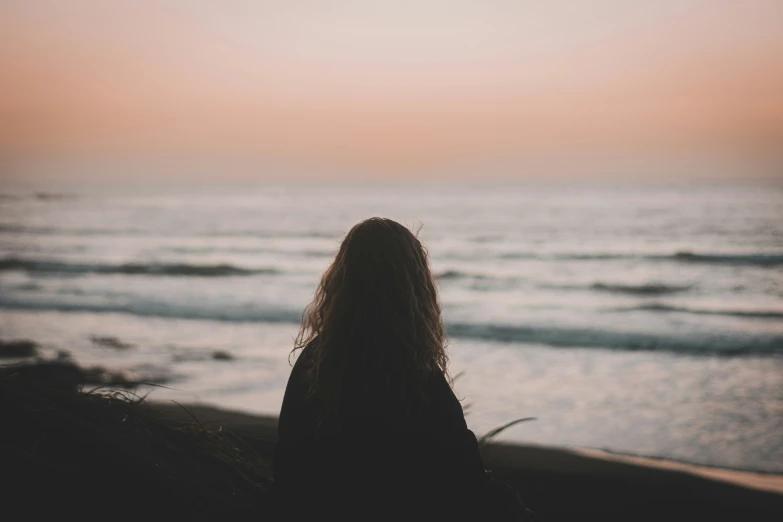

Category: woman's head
[294, 218, 448, 416]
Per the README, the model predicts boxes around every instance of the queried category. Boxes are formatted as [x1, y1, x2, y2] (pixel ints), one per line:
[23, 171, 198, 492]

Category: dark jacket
[273, 344, 490, 521]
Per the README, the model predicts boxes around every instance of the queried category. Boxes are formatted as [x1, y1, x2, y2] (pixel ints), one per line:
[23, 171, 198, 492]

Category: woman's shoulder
[282, 341, 320, 404]
[426, 369, 457, 397]
[290, 340, 318, 374]
[421, 370, 467, 428]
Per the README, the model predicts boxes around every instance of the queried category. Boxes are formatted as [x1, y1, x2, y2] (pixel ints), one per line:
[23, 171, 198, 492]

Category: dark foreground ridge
[0, 363, 272, 522]
[2, 361, 782, 521]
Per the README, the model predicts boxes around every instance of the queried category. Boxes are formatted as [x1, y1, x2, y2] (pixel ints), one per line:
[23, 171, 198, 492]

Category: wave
[0, 257, 278, 277]
[591, 283, 692, 296]
[0, 223, 340, 239]
[34, 193, 77, 201]
[0, 224, 148, 236]
[165, 246, 333, 257]
[500, 252, 633, 261]
[445, 323, 783, 356]
[434, 270, 491, 281]
[0, 294, 780, 356]
[0, 193, 75, 202]
[497, 252, 539, 260]
[618, 303, 783, 320]
[0, 224, 58, 234]
[553, 253, 630, 261]
[389, 274, 718, 298]
[495, 251, 783, 267]
[670, 252, 783, 267]
[435, 270, 464, 280]
[0, 297, 302, 324]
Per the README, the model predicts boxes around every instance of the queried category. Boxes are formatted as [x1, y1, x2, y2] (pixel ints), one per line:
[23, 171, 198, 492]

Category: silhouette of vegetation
[0, 364, 272, 521]
[480, 418, 537, 447]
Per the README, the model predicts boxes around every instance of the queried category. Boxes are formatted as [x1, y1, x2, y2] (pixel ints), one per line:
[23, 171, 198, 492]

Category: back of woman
[272, 218, 520, 520]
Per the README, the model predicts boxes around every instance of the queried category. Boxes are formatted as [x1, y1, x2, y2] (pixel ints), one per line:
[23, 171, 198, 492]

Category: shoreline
[3, 356, 783, 521]
[149, 401, 783, 496]
[571, 447, 783, 495]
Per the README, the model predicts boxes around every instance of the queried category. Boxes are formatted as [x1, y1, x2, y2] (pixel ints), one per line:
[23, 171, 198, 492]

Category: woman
[273, 218, 525, 520]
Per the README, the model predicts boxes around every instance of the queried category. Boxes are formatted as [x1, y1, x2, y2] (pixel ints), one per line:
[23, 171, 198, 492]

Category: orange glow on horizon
[1, 1, 782, 177]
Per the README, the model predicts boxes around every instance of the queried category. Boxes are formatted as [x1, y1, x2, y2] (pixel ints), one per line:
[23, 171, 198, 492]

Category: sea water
[1, 179, 781, 472]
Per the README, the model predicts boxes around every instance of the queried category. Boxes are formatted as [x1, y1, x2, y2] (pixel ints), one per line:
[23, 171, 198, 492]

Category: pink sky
[1, 1, 782, 178]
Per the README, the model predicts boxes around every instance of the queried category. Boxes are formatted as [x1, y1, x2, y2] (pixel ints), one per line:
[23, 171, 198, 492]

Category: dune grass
[0, 363, 273, 521]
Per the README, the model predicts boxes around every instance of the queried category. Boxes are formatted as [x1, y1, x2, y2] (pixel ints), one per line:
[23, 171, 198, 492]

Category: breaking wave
[618, 303, 783, 319]
[0, 257, 277, 277]
[590, 283, 692, 296]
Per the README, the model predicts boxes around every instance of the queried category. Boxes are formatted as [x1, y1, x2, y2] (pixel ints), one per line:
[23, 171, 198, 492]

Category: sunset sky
[1, 0, 782, 180]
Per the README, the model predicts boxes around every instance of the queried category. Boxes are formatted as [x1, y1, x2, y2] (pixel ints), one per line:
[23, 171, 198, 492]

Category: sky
[1, 0, 782, 180]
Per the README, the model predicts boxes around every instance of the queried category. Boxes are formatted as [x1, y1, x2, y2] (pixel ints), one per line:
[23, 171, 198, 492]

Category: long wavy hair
[292, 217, 449, 423]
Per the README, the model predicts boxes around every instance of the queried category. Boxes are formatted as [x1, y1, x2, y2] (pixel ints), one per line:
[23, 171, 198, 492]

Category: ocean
[1, 179, 782, 472]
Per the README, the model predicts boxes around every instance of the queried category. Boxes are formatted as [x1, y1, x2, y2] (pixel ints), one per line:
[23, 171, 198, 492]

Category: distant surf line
[1, 298, 781, 356]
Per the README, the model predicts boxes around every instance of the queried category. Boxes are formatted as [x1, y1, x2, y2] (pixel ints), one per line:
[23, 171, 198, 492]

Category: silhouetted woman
[273, 218, 524, 520]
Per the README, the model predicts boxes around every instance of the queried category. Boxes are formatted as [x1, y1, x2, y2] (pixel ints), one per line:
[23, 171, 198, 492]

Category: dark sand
[151, 401, 783, 521]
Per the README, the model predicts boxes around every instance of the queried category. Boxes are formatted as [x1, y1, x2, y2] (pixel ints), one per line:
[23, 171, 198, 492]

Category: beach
[151, 401, 783, 521]
[4, 356, 782, 520]
[3, 356, 782, 521]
